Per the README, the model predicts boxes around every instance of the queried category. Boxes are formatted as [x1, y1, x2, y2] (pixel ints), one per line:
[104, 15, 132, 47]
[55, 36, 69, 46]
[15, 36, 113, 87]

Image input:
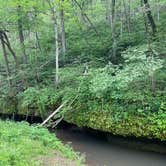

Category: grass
[0, 120, 84, 166]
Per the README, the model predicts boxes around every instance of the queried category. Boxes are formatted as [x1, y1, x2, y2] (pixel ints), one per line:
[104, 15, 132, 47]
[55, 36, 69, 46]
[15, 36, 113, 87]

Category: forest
[0, 0, 166, 165]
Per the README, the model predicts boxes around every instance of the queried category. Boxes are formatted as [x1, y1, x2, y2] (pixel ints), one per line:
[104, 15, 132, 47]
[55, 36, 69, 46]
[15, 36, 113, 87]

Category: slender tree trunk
[157, 0, 160, 21]
[34, 8, 42, 53]
[141, 1, 155, 91]
[52, 7, 59, 85]
[128, 0, 131, 31]
[73, 0, 100, 37]
[60, 0, 67, 60]
[120, 2, 123, 37]
[3, 32, 19, 68]
[106, 0, 111, 25]
[18, 5, 28, 64]
[127, 0, 131, 33]
[150, 53, 155, 91]
[123, 0, 131, 33]
[142, 0, 157, 36]
[90, 0, 94, 16]
[46, 0, 59, 85]
[80, 1, 87, 24]
[0, 32, 11, 87]
[141, 0, 149, 44]
[35, 32, 42, 52]
[111, 0, 116, 60]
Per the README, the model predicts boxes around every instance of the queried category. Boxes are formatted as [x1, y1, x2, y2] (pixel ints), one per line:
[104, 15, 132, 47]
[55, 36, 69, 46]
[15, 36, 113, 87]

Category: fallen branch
[40, 103, 65, 126]
[51, 115, 64, 128]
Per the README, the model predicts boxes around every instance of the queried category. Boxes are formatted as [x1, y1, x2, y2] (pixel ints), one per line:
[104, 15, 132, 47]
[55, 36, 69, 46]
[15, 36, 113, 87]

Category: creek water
[55, 127, 166, 166]
[1, 114, 165, 166]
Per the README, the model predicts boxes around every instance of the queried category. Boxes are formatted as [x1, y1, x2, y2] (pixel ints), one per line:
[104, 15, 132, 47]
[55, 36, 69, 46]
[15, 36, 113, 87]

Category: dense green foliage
[65, 107, 166, 140]
[0, 120, 84, 166]
[0, 0, 166, 140]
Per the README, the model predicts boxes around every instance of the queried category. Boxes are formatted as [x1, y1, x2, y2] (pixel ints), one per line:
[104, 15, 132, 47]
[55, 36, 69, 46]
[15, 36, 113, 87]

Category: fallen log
[40, 103, 65, 126]
[51, 115, 64, 128]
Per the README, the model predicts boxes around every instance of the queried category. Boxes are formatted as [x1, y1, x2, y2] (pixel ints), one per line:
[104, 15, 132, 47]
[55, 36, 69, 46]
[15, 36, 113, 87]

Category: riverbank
[0, 120, 84, 166]
[1, 104, 166, 141]
[65, 109, 166, 141]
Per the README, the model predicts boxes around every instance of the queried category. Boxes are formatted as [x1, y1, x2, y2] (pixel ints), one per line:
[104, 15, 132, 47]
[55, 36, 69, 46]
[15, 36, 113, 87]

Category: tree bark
[90, 0, 94, 16]
[123, 0, 131, 33]
[46, 0, 59, 85]
[3, 32, 19, 68]
[34, 8, 42, 53]
[157, 0, 160, 21]
[128, 0, 131, 31]
[106, 0, 112, 25]
[60, 0, 67, 60]
[40, 103, 65, 126]
[53, 7, 59, 85]
[111, 0, 116, 60]
[18, 5, 28, 64]
[0, 32, 11, 87]
[142, 0, 157, 36]
[120, 1, 123, 37]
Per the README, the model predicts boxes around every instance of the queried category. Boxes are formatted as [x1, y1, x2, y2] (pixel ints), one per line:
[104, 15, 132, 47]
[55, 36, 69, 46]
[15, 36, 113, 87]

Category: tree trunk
[73, 0, 100, 37]
[111, 0, 116, 60]
[34, 8, 42, 53]
[142, 0, 157, 36]
[3, 32, 19, 68]
[106, 0, 111, 25]
[120, 1, 123, 37]
[123, 0, 131, 33]
[90, 0, 94, 16]
[157, 0, 160, 21]
[0, 32, 11, 87]
[60, 0, 67, 60]
[18, 5, 28, 64]
[128, 0, 131, 31]
[141, 0, 148, 39]
[53, 7, 59, 85]
[46, 0, 59, 85]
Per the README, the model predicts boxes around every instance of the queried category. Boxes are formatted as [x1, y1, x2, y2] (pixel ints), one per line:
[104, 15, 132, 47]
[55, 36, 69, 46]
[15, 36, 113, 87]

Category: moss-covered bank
[65, 109, 166, 141]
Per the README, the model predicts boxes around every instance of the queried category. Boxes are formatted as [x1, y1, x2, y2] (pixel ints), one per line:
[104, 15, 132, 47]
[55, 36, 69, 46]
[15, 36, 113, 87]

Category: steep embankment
[64, 44, 166, 141]
[65, 109, 166, 141]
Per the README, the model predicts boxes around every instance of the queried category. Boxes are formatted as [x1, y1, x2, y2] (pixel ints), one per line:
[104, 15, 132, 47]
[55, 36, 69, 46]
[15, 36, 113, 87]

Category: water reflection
[55, 128, 166, 166]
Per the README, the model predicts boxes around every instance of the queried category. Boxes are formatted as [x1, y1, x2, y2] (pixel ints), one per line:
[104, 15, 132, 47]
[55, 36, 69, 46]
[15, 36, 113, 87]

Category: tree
[123, 0, 131, 33]
[17, 5, 28, 64]
[60, 0, 67, 60]
[47, 0, 59, 85]
[111, 0, 116, 60]
[0, 31, 11, 87]
[106, 0, 112, 25]
[142, 0, 157, 36]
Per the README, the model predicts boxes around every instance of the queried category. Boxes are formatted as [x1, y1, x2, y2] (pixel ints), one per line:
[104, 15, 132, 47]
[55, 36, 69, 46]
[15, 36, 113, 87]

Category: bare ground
[37, 152, 81, 166]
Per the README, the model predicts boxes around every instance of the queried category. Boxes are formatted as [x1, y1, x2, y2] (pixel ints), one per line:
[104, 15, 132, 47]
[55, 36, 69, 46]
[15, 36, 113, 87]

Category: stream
[0, 114, 165, 166]
[55, 126, 166, 166]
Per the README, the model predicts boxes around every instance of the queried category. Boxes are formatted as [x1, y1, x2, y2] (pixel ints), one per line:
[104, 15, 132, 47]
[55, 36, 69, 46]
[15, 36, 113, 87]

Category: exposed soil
[38, 152, 80, 166]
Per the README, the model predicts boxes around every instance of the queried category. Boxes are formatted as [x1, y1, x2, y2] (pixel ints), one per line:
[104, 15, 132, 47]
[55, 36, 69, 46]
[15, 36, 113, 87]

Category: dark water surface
[55, 128, 166, 166]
